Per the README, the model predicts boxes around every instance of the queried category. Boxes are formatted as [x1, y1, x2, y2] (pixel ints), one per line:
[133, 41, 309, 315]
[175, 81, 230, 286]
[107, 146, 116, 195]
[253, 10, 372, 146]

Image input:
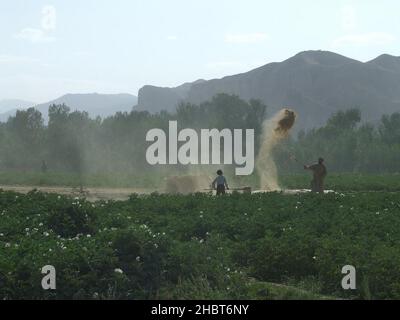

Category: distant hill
[136, 80, 205, 113]
[136, 51, 400, 130]
[0, 99, 35, 112]
[0, 93, 137, 123]
[367, 54, 400, 73]
[0, 99, 36, 122]
[34, 93, 138, 121]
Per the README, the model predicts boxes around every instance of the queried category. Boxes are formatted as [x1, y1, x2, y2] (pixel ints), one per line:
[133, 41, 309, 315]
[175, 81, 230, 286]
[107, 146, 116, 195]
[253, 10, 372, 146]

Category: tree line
[0, 93, 399, 176]
[276, 108, 400, 173]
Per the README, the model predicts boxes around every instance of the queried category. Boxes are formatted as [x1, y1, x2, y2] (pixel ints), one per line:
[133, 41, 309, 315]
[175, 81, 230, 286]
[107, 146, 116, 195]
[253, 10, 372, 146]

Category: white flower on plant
[39, 223, 43, 227]
[136, 256, 141, 262]
[114, 268, 124, 274]
[5, 243, 11, 248]
[87, 234, 91, 238]
[43, 232, 50, 237]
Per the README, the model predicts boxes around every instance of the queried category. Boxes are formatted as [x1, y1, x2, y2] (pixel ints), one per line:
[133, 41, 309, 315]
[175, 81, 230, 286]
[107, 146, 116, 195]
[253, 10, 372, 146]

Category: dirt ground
[252, 189, 335, 195]
[1, 185, 335, 201]
[0, 185, 158, 201]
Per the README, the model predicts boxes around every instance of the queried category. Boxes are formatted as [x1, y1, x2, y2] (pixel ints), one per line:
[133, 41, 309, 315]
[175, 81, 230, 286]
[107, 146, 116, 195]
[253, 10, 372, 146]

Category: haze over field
[1, 1, 400, 181]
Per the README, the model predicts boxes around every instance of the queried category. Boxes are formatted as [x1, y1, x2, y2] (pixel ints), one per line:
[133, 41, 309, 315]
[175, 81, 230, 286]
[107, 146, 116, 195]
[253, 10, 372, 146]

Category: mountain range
[136, 50, 400, 130]
[0, 93, 137, 123]
[2, 51, 400, 129]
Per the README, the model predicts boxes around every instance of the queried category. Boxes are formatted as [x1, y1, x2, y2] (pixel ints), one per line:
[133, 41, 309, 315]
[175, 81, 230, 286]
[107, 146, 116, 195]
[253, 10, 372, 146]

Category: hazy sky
[0, 0, 399, 103]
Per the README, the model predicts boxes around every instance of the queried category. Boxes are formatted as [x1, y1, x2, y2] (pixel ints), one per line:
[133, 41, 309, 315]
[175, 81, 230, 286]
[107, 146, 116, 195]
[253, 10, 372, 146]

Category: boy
[212, 170, 229, 195]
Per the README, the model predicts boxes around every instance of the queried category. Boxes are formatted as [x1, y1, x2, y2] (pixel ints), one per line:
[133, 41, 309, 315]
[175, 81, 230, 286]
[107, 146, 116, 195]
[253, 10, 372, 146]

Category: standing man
[304, 158, 327, 194]
[212, 170, 229, 195]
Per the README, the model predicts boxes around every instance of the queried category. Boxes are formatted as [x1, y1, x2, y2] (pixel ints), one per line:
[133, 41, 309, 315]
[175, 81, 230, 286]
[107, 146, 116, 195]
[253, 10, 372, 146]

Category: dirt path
[1, 185, 340, 201]
[0, 185, 158, 201]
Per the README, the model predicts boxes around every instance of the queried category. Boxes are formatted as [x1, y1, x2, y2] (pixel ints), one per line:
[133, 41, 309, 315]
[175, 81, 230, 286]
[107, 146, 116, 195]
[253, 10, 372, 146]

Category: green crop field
[1, 183, 400, 300]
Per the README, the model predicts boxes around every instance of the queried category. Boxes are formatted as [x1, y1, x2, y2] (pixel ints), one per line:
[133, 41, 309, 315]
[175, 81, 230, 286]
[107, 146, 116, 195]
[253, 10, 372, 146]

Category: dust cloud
[165, 173, 211, 194]
[256, 109, 296, 191]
